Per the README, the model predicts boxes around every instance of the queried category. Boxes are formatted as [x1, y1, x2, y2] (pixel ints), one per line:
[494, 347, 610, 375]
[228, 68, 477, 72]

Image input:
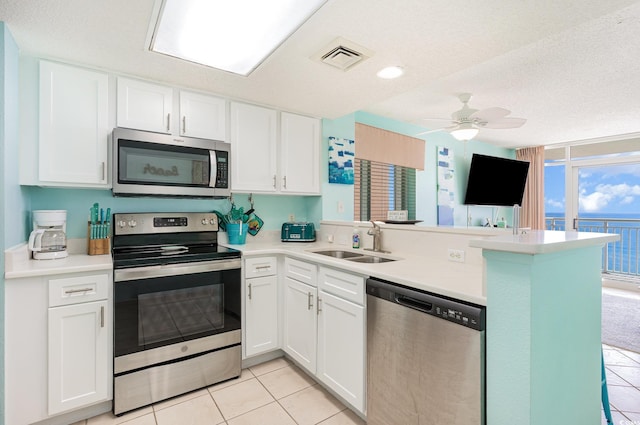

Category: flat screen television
[463, 154, 530, 206]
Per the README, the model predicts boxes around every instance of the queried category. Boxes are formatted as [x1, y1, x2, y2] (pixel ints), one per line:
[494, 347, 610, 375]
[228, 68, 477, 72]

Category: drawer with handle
[48, 273, 109, 307]
[245, 256, 278, 278]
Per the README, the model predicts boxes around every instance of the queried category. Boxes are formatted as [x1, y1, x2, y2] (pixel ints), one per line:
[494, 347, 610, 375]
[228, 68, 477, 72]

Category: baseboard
[602, 276, 640, 293]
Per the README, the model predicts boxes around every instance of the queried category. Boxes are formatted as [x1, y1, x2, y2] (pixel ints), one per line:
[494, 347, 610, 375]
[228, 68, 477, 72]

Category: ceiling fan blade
[415, 125, 458, 136]
[469, 107, 511, 122]
[479, 117, 527, 129]
[420, 117, 455, 124]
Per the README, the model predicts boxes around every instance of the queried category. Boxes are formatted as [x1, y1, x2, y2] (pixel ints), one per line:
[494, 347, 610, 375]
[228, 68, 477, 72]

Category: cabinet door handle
[100, 306, 105, 328]
[248, 283, 252, 300]
[317, 297, 322, 315]
[307, 292, 314, 310]
[64, 287, 93, 295]
[255, 265, 271, 271]
[272, 175, 277, 189]
[283, 175, 287, 189]
[167, 113, 171, 132]
[101, 162, 106, 181]
[182, 116, 186, 133]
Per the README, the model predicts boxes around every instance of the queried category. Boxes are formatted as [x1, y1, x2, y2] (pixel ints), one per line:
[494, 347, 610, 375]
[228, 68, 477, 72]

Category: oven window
[118, 139, 210, 187]
[138, 285, 224, 345]
[115, 269, 240, 357]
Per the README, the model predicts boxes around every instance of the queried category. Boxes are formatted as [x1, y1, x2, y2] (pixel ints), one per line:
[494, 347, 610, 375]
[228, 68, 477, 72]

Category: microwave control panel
[214, 151, 229, 188]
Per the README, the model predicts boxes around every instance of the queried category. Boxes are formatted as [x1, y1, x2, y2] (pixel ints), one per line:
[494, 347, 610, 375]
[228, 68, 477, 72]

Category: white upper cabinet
[280, 112, 320, 194]
[230, 103, 320, 195]
[179, 91, 226, 140]
[117, 77, 173, 134]
[38, 60, 109, 187]
[117, 79, 227, 140]
[230, 102, 278, 193]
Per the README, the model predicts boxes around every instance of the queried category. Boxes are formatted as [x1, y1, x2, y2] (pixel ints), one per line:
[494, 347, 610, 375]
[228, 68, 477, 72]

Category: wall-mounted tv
[463, 154, 530, 207]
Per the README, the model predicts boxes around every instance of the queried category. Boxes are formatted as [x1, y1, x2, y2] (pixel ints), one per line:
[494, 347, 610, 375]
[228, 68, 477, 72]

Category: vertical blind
[354, 158, 416, 221]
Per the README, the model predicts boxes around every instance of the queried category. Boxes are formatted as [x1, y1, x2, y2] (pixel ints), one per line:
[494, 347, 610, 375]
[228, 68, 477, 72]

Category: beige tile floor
[70, 346, 639, 425]
[602, 345, 640, 424]
[75, 357, 365, 425]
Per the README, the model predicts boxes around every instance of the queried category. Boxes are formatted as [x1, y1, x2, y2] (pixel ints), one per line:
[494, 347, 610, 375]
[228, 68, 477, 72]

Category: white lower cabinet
[48, 300, 110, 415]
[283, 275, 318, 371]
[282, 258, 366, 414]
[244, 257, 279, 357]
[317, 267, 366, 413]
[5, 271, 112, 425]
[317, 290, 365, 412]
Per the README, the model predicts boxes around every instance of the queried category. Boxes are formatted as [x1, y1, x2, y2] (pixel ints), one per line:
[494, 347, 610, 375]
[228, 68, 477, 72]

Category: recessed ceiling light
[376, 66, 404, 79]
[150, 0, 327, 76]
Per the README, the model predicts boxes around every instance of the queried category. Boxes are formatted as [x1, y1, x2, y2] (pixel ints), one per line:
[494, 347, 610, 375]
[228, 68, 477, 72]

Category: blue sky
[545, 162, 640, 215]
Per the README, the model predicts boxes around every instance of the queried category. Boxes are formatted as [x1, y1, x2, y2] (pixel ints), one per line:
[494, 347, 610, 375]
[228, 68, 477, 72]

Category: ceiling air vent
[312, 37, 373, 71]
[321, 46, 363, 70]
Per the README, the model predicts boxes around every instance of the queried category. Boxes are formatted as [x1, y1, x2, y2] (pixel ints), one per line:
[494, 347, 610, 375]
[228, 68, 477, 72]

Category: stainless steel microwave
[112, 128, 231, 198]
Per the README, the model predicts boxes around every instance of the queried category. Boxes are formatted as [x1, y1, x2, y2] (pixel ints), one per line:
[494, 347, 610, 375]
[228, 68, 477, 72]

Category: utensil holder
[227, 223, 248, 245]
[87, 222, 110, 255]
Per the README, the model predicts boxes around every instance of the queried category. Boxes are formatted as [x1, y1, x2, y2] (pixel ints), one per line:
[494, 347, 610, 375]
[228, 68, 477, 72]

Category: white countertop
[4, 242, 112, 279]
[469, 230, 620, 254]
[223, 239, 487, 306]
[5, 229, 616, 305]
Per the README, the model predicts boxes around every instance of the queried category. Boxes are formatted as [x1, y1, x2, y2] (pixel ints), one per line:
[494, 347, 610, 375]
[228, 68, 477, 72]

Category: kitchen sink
[310, 250, 397, 263]
[312, 250, 364, 259]
[345, 256, 395, 263]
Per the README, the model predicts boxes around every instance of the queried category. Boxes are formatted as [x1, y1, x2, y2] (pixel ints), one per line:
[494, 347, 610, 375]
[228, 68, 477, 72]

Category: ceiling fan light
[450, 125, 479, 141]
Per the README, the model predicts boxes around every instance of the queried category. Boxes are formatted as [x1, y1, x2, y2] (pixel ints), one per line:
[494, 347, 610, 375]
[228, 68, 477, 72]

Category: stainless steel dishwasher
[366, 278, 486, 425]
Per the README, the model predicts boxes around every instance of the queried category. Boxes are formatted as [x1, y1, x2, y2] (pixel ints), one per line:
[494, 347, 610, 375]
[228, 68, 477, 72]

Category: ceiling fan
[417, 93, 526, 140]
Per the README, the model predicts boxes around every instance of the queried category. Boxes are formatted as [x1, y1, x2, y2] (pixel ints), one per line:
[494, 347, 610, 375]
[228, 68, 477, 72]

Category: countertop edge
[224, 241, 487, 306]
[469, 230, 620, 254]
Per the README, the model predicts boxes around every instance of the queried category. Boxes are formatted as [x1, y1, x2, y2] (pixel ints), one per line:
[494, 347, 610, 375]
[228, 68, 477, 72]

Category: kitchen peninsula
[471, 230, 619, 425]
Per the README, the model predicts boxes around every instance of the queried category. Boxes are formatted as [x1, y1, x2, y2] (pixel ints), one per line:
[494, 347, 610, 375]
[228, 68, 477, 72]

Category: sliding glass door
[545, 141, 640, 279]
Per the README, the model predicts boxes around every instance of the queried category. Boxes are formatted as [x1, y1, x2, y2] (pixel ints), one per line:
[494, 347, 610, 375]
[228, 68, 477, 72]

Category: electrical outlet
[288, 214, 295, 222]
[448, 249, 465, 263]
[337, 201, 344, 213]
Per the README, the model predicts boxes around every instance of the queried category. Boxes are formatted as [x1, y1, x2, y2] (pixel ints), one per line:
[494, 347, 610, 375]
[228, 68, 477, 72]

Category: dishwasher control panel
[366, 277, 486, 331]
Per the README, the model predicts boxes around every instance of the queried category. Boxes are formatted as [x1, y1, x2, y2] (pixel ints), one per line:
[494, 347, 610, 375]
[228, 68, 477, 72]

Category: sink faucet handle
[368, 220, 380, 235]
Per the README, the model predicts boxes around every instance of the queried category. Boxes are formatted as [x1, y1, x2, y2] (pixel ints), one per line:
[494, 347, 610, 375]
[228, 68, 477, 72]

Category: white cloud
[546, 199, 564, 209]
[621, 196, 634, 205]
[580, 191, 611, 212]
[579, 183, 640, 212]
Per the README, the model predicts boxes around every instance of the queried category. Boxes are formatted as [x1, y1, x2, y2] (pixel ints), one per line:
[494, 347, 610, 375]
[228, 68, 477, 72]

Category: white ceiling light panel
[150, 0, 327, 76]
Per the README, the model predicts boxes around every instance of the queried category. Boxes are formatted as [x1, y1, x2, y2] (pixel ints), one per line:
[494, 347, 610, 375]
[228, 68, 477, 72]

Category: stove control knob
[117, 220, 127, 229]
[209, 218, 216, 225]
[201, 218, 208, 225]
[128, 220, 137, 228]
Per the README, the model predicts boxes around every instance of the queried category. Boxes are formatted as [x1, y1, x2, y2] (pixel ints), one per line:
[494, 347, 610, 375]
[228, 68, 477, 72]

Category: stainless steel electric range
[111, 212, 242, 415]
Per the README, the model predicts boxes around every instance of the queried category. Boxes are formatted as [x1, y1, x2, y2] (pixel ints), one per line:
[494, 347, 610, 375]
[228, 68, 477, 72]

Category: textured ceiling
[2, 0, 640, 148]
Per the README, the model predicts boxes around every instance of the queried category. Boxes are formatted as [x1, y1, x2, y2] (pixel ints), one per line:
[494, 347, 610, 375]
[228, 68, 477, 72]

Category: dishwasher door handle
[395, 294, 433, 314]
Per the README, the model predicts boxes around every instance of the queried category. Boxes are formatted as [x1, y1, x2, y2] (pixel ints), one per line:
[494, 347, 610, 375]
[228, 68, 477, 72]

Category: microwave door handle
[209, 151, 217, 188]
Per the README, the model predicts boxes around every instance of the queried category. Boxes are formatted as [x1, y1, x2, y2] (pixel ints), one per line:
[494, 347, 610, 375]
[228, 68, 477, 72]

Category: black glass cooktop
[112, 244, 240, 269]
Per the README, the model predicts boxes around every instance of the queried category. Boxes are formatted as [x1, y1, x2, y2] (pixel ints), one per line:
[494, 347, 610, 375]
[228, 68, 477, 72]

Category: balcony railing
[546, 216, 640, 279]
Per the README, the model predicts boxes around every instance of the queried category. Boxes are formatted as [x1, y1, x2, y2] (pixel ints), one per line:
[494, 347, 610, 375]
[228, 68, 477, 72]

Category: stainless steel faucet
[366, 221, 384, 252]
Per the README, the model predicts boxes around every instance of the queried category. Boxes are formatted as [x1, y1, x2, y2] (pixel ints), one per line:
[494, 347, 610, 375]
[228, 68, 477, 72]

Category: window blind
[354, 158, 416, 221]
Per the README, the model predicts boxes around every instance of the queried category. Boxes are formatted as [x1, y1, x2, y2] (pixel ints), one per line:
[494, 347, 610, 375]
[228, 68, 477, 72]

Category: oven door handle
[114, 258, 241, 282]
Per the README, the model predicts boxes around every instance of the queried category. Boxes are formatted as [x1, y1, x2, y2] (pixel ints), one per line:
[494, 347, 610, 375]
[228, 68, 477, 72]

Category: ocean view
[546, 212, 640, 276]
